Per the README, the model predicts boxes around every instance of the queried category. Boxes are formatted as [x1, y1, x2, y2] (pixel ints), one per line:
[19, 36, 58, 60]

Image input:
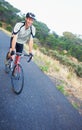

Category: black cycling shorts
[16, 43, 23, 53]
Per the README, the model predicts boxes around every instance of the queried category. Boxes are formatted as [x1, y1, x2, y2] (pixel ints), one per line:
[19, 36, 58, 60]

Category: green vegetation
[0, 21, 2, 27]
[40, 65, 49, 72]
[6, 24, 12, 32]
[39, 47, 82, 77]
[57, 85, 65, 93]
[57, 85, 68, 95]
[0, 0, 24, 26]
[72, 102, 79, 109]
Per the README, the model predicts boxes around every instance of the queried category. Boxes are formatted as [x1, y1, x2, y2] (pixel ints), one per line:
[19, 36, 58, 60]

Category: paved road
[0, 30, 82, 130]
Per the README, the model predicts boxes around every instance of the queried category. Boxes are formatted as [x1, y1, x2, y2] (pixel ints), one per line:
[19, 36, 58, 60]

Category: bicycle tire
[11, 64, 24, 94]
[5, 59, 11, 73]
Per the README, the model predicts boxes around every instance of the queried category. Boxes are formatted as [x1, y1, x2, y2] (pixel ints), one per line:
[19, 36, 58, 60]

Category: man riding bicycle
[6, 12, 36, 61]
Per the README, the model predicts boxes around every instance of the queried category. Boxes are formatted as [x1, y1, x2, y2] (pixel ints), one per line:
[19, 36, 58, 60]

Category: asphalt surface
[0, 30, 82, 130]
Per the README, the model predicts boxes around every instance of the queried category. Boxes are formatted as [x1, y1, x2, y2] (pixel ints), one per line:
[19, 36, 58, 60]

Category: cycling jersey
[12, 22, 36, 44]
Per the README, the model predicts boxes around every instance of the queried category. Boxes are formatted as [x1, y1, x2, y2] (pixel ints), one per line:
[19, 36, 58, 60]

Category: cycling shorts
[16, 43, 23, 53]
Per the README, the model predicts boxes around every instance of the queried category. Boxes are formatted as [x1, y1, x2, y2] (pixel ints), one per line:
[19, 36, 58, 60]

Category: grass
[40, 65, 49, 72]
[72, 102, 79, 109]
[57, 85, 65, 93]
[57, 85, 68, 96]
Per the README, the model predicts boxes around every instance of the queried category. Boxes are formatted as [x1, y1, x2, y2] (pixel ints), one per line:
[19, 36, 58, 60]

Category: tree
[33, 21, 50, 43]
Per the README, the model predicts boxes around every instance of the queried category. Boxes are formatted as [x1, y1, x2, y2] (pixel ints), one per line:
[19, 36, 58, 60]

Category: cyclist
[5, 12, 36, 61]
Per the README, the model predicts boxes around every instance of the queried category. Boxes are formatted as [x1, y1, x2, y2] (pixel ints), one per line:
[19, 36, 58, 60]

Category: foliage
[6, 24, 12, 32]
[72, 102, 78, 109]
[0, 0, 22, 26]
[0, 21, 2, 27]
[39, 47, 82, 77]
[57, 85, 65, 94]
[33, 21, 50, 43]
[40, 65, 49, 72]
[33, 43, 38, 50]
[75, 64, 82, 77]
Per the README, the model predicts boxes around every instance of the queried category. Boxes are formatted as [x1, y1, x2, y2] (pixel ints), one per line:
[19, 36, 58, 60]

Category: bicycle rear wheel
[11, 64, 24, 94]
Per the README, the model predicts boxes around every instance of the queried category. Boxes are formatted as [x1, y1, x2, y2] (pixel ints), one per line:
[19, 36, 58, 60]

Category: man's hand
[11, 50, 15, 56]
[27, 53, 33, 62]
[29, 53, 33, 58]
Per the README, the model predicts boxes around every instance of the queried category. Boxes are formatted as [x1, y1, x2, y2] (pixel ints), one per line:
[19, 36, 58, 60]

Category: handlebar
[15, 52, 33, 62]
[24, 53, 33, 62]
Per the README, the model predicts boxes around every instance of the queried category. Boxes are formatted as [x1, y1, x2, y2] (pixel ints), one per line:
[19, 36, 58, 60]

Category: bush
[39, 47, 82, 77]
[6, 25, 12, 32]
[0, 22, 2, 27]
[33, 43, 38, 50]
[75, 64, 82, 77]
[40, 48, 49, 55]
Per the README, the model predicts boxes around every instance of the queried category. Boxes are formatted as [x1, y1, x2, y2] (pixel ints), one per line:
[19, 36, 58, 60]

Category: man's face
[25, 17, 34, 27]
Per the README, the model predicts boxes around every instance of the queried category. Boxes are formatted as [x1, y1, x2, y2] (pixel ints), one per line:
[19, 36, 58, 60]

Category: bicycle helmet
[26, 12, 36, 20]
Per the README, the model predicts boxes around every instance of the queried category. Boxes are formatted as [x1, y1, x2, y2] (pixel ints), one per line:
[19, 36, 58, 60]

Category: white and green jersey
[12, 22, 36, 44]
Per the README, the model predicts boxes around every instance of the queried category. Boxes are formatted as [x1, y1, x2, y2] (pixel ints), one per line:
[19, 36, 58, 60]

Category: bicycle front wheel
[11, 64, 24, 94]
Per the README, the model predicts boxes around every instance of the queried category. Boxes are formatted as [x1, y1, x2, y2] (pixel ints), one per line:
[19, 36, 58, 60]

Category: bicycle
[5, 51, 32, 94]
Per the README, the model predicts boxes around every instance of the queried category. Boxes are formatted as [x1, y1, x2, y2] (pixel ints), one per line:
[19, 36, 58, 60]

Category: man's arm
[28, 38, 33, 54]
[28, 25, 35, 54]
[12, 34, 17, 51]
